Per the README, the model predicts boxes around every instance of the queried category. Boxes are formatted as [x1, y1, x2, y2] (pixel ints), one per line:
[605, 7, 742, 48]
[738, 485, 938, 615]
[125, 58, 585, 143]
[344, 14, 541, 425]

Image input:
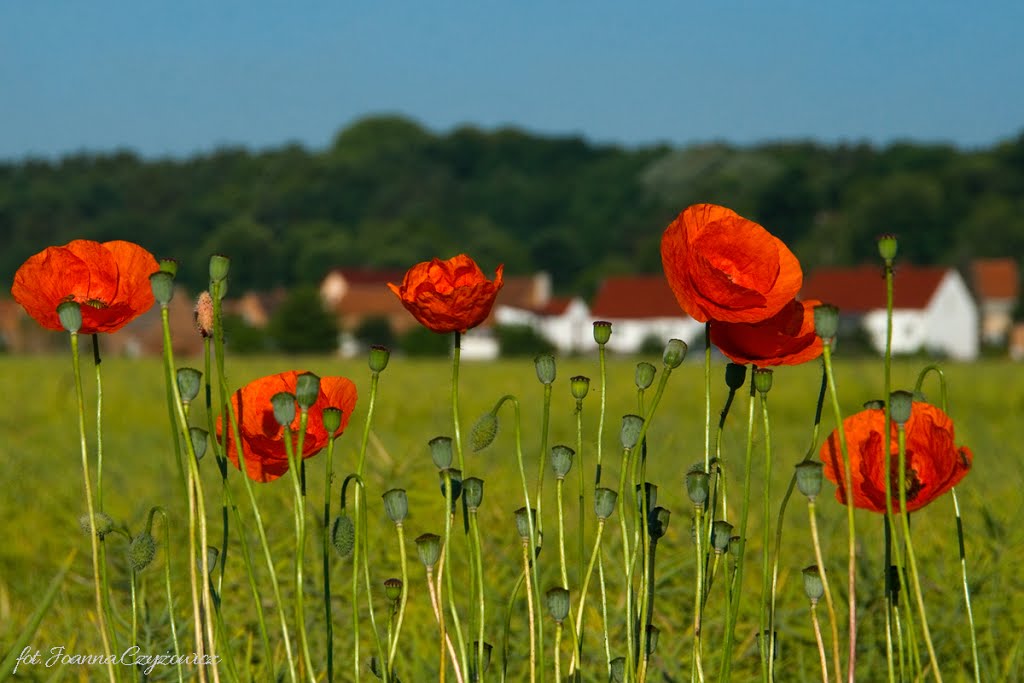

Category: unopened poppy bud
[753, 368, 773, 395]
[295, 372, 320, 409]
[470, 411, 499, 452]
[429, 436, 454, 469]
[610, 656, 626, 682]
[159, 257, 178, 276]
[322, 407, 342, 436]
[270, 392, 296, 428]
[415, 533, 442, 568]
[514, 507, 535, 540]
[725, 363, 747, 390]
[814, 304, 839, 341]
[545, 586, 570, 623]
[534, 353, 556, 385]
[637, 482, 657, 515]
[368, 345, 391, 373]
[439, 469, 463, 508]
[149, 271, 174, 306]
[384, 577, 403, 602]
[620, 414, 644, 449]
[382, 488, 408, 523]
[634, 362, 656, 390]
[57, 301, 82, 333]
[80, 511, 114, 539]
[194, 291, 214, 338]
[877, 233, 898, 262]
[593, 320, 612, 345]
[550, 445, 575, 479]
[209, 254, 230, 283]
[570, 375, 590, 400]
[128, 532, 157, 572]
[795, 461, 824, 499]
[686, 470, 710, 507]
[648, 506, 671, 540]
[463, 477, 484, 511]
[863, 399, 885, 411]
[889, 390, 914, 425]
[802, 565, 824, 603]
[711, 520, 734, 554]
[594, 488, 618, 520]
[189, 427, 208, 462]
[332, 514, 355, 557]
[662, 338, 688, 368]
[177, 367, 202, 404]
[646, 625, 660, 656]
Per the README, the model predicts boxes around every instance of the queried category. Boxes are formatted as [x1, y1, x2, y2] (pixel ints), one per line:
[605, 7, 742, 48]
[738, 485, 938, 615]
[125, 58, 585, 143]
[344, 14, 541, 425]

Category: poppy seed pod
[80, 511, 115, 539]
[57, 301, 82, 333]
[620, 414, 644, 450]
[863, 399, 886, 411]
[295, 372, 321, 410]
[331, 514, 355, 558]
[646, 625, 660, 656]
[662, 338, 688, 368]
[593, 320, 612, 345]
[877, 233, 899, 262]
[610, 656, 626, 682]
[470, 411, 499, 452]
[648, 506, 671, 540]
[570, 375, 590, 400]
[368, 345, 391, 373]
[415, 533, 442, 568]
[189, 427, 209, 462]
[725, 362, 747, 391]
[514, 507, 535, 540]
[889, 390, 914, 425]
[795, 461, 824, 499]
[534, 353, 556, 385]
[686, 471, 710, 507]
[128, 532, 157, 572]
[813, 304, 839, 341]
[149, 271, 175, 306]
[549, 445, 575, 479]
[429, 436, 454, 469]
[802, 565, 824, 603]
[753, 368, 773, 395]
[209, 254, 230, 283]
[322, 407, 342, 436]
[382, 489, 408, 524]
[635, 362, 656, 390]
[270, 392, 297, 428]
[159, 257, 178, 276]
[462, 477, 484, 511]
[545, 586, 570, 623]
[384, 577, 403, 602]
[711, 520, 734, 554]
[177, 367, 203, 404]
[594, 487, 618, 520]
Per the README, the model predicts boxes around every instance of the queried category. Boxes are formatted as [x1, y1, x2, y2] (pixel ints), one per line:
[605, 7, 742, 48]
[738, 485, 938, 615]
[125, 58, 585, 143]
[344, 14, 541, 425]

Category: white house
[589, 275, 703, 354]
[802, 265, 979, 360]
[495, 296, 592, 353]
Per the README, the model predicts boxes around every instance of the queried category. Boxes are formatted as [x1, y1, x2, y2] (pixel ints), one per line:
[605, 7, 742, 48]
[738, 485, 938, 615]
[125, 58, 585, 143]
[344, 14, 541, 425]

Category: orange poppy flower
[11, 240, 159, 334]
[388, 254, 504, 333]
[217, 370, 358, 483]
[820, 402, 972, 513]
[710, 299, 823, 366]
[661, 204, 802, 324]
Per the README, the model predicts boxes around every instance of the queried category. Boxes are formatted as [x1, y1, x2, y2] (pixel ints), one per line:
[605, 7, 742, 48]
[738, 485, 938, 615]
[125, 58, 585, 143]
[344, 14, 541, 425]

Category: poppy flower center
[84, 298, 109, 309]
[889, 459, 924, 503]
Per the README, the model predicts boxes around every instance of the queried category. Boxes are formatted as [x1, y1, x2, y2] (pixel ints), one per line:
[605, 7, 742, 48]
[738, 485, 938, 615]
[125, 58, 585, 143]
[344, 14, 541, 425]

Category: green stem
[452, 331, 465, 471]
[536, 382, 552, 537]
[758, 391, 775, 683]
[323, 435, 337, 683]
[808, 501, 843, 683]
[283, 418, 316, 683]
[388, 523, 410, 672]
[442, 475, 469, 679]
[951, 488, 981, 683]
[522, 541, 537, 683]
[693, 505, 706, 683]
[469, 509, 487, 683]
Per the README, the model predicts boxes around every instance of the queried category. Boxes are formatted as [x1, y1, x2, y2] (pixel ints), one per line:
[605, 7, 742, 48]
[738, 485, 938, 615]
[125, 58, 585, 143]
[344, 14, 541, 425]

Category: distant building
[589, 275, 702, 354]
[968, 258, 1019, 346]
[495, 295, 591, 353]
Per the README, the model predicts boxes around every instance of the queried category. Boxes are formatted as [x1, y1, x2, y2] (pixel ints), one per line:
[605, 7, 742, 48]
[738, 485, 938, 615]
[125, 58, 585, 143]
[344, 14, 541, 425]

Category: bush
[268, 287, 339, 354]
[398, 326, 451, 357]
[353, 316, 396, 350]
[494, 324, 555, 357]
[222, 314, 270, 354]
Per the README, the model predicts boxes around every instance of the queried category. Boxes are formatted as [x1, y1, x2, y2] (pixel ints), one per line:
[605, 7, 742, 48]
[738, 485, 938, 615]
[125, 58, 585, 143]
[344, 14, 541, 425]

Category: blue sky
[2, 2, 1022, 160]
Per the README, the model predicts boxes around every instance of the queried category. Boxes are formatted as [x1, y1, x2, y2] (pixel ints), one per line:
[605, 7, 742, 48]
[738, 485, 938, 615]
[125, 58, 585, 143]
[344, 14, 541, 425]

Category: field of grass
[1, 350, 1022, 681]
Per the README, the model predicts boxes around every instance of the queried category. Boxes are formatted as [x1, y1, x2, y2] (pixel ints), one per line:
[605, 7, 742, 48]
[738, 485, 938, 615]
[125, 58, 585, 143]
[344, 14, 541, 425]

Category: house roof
[590, 275, 686, 319]
[970, 258, 1019, 301]
[801, 264, 949, 312]
[327, 267, 408, 286]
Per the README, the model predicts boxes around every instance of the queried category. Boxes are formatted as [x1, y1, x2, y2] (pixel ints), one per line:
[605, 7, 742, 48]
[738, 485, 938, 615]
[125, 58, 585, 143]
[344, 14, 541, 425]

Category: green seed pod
[158, 257, 178, 276]
[332, 514, 355, 558]
[176, 367, 202, 404]
[877, 233, 898, 262]
[295, 372, 320, 410]
[711, 520, 734, 554]
[128, 532, 157, 572]
[802, 565, 824, 603]
[620, 414, 644, 450]
[534, 353, 556, 385]
[545, 586, 570, 622]
[384, 577, 403, 602]
[368, 344, 391, 373]
[322, 407, 342, 435]
[634, 362, 656, 390]
[429, 436, 454, 469]
[382, 488, 408, 524]
[686, 470, 710, 507]
[549, 445, 575, 480]
[570, 375, 590, 400]
[209, 254, 230, 283]
[462, 477, 484, 512]
[514, 507, 535, 541]
[469, 411, 499, 452]
[813, 304, 839, 341]
[725, 362, 747, 390]
[646, 625, 660, 656]
[270, 392, 296, 428]
[80, 511, 115, 539]
[57, 301, 82, 333]
[149, 271, 174, 306]
[594, 487, 618, 520]
[189, 427, 208, 462]
[753, 368, 774, 395]
[648, 506, 671, 540]
[863, 399, 886, 411]
[593, 320, 612, 345]
[610, 656, 626, 682]
[889, 390, 914, 425]
[415, 533, 442, 568]
[662, 338, 688, 369]
[795, 461, 824, 500]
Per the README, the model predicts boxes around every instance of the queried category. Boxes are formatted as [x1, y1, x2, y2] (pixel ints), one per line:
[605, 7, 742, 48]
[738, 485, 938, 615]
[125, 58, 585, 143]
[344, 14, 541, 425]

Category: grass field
[1, 351, 1021, 681]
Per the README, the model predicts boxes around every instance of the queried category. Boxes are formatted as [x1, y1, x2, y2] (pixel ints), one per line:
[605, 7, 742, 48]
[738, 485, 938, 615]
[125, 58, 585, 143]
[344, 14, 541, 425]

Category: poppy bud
[382, 488, 408, 524]
[470, 411, 499, 452]
[863, 399, 885, 411]
[610, 656, 626, 682]
[550, 445, 575, 480]
[128, 532, 157, 572]
[795, 461, 824, 500]
[463, 477, 484, 512]
[637, 482, 657, 516]
[295, 372, 320, 410]
[80, 511, 115, 539]
[429, 436, 454, 469]
[270, 392, 296, 428]
[686, 470, 710, 507]
[877, 234, 898, 262]
[620, 414, 644, 449]
[662, 338, 688, 368]
[177, 367, 202, 404]
[209, 254, 230, 283]
[725, 363, 747, 390]
[57, 301, 82, 333]
[322, 407, 342, 436]
[889, 390, 914, 425]
[711, 520, 734, 554]
[570, 375, 590, 400]
[646, 625, 660, 656]
[594, 487, 618, 520]
[802, 565, 824, 604]
[534, 353, 556, 385]
[514, 507, 535, 540]
[159, 257, 178, 276]
[415, 533, 442, 568]
[332, 514, 355, 558]
[368, 345, 391, 373]
[753, 368, 773, 395]
[439, 469, 463, 508]
[635, 362, 656, 390]
[813, 304, 839, 341]
[217, 278, 229, 299]
[189, 427, 208, 462]
[194, 291, 214, 338]
[384, 577, 403, 602]
[593, 320, 612, 345]
[149, 271, 174, 306]
[545, 586, 570, 623]
[648, 506, 671, 540]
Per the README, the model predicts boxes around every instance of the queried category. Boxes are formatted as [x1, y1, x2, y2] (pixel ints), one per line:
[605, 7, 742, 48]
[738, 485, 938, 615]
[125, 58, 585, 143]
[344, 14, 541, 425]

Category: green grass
[1, 351, 1021, 681]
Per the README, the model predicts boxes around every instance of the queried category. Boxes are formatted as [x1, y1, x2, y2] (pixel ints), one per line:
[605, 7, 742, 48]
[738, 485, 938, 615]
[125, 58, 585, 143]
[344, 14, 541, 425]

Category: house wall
[862, 310, 927, 355]
[924, 272, 978, 360]
[603, 317, 703, 354]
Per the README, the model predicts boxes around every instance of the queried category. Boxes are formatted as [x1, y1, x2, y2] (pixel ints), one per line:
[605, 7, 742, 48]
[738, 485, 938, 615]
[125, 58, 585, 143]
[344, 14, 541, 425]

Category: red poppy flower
[388, 254, 504, 333]
[710, 299, 823, 366]
[217, 370, 358, 483]
[661, 204, 803, 324]
[821, 402, 972, 513]
[11, 240, 159, 334]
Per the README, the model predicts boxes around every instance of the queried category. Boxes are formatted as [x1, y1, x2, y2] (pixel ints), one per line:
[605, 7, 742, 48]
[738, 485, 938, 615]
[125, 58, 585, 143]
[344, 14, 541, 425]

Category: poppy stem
[950, 488, 982, 682]
[153, 508, 186, 683]
[283, 415, 316, 683]
[810, 602, 830, 683]
[758, 392, 776, 683]
[323, 434, 337, 683]
[808, 500, 843, 683]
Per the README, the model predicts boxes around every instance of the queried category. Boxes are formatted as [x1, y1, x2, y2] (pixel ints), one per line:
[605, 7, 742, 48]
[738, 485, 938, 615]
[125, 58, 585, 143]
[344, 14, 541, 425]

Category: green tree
[267, 287, 338, 354]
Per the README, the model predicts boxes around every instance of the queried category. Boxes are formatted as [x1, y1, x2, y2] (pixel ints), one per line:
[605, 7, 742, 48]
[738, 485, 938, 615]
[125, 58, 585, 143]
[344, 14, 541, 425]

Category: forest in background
[2, 114, 1024, 297]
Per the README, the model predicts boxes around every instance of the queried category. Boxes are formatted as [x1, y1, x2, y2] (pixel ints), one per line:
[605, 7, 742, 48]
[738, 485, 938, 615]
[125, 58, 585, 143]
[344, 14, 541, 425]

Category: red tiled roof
[329, 267, 408, 286]
[801, 265, 948, 312]
[970, 258, 1019, 300]
[590, 275, 685, 319]
[539, 296, 574, 316]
